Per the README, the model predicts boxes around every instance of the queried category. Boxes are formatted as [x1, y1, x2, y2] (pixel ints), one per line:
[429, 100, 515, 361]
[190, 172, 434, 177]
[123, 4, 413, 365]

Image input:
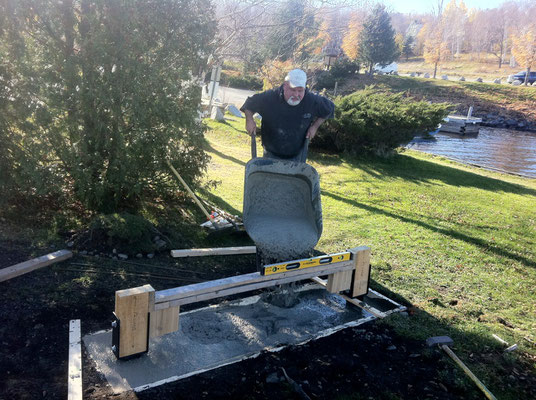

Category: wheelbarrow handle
[251, 132, 257, 159]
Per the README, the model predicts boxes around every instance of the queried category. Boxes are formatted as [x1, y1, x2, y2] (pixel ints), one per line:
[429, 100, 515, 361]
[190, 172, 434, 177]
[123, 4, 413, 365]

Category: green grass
[203, 116, 536, 399]
[397, 54, 522, 81]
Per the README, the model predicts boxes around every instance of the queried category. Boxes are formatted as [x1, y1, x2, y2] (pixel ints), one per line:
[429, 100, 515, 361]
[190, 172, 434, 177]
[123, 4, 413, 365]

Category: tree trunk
[525, 67, 531, 86]
[433, 62, 438, 79]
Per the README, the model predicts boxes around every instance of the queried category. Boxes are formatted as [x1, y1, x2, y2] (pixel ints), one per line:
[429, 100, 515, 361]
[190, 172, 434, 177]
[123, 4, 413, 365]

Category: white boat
[439, 107, 481, 135]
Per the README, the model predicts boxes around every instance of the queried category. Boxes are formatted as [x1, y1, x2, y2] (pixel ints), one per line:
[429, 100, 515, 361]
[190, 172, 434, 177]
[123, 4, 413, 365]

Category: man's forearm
[311, 117, 326, 129]
[244, 109, 257, 136]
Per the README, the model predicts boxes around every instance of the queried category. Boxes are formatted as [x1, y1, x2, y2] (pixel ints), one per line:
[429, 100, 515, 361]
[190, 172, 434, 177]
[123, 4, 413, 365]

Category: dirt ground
[1, 235, 534, 400]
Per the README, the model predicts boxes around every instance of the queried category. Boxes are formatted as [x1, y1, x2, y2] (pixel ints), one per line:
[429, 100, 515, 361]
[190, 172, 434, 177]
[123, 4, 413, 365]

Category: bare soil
[1, 234, 535, 400]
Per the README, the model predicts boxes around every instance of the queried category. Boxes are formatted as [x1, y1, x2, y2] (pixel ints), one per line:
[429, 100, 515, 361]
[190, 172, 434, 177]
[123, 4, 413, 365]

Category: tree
[423, 22, 451, 78]
[262, 0, 317, 62]
[511, 25, 536, 86]
[341, 11, 364, 61]
[402, 35, 415, 61]
[357, 5, 400, 74]
[1, 0, 215, 213]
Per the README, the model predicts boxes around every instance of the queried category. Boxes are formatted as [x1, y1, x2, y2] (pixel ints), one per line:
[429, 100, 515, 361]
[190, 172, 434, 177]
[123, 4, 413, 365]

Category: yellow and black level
[262, 251, 352, 276]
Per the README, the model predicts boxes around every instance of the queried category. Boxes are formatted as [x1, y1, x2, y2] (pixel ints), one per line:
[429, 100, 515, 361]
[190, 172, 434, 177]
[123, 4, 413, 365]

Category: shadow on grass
[322, 190, 536, 269]
[312, 150, 536, 196]
[197, 187, 243, 219]
[206, 143, 247, 167]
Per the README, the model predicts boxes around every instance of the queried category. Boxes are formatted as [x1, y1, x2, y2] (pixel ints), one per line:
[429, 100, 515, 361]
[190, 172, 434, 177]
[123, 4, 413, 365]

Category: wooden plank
[326, 270, 353, 293]
[149, 306, 179, 338]
[171, 246, 256, 258]
[0, 250, 73, 282]
[155, 259, 355, 306]
[115, 285, 154, 358]
[155, 261, 356, 310]
[350, 246, 371, 297]
[68, 319, 82, 400]
[311, 277, 388, 318]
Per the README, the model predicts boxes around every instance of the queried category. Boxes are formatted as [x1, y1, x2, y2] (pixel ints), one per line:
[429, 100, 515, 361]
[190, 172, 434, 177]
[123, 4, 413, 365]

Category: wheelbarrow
[243, 134, 322, 266]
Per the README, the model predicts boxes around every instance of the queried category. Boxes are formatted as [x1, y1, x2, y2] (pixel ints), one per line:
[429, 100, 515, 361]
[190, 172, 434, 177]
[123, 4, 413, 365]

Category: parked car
[373, 62, 398, 74]
[506, 71, 536, 84]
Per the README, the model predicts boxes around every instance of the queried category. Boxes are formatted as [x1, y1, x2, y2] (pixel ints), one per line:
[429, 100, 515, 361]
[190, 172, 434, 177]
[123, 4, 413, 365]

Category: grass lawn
[397, 54, 522, 81]
[203, 116, 536, 398]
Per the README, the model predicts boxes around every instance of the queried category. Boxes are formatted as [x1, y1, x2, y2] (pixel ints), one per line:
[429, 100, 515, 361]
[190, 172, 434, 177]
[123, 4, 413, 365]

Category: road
[216, 86, 256, 107]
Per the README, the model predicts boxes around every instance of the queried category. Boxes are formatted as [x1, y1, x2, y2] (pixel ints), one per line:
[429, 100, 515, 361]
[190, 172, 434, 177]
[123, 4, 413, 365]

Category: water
[408, 127, 536, 178]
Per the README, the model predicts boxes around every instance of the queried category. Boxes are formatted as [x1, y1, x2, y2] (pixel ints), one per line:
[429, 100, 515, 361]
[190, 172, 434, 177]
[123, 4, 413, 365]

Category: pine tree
[357, 5, 400, 74]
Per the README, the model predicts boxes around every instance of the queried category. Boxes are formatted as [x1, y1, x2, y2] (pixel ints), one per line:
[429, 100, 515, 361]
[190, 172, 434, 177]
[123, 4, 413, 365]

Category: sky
[385, 0, 508, 14]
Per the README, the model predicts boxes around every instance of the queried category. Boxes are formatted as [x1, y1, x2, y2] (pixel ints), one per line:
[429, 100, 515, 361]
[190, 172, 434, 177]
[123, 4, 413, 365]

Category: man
[240, 69, 334, 162]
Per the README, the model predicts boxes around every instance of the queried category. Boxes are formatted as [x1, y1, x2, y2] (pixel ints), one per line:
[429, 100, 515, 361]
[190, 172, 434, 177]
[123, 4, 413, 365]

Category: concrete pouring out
[84, 284, 374, 394]
[243, 158, 322, 262]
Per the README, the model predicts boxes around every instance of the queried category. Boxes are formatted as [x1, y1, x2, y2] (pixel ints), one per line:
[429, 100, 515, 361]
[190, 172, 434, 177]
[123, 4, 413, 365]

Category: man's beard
[287, 97, 301, 106]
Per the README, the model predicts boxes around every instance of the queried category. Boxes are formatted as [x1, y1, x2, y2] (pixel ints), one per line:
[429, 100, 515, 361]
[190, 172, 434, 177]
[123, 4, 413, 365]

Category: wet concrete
[243, 159, 322, 261]
[83, 284, 373, 393]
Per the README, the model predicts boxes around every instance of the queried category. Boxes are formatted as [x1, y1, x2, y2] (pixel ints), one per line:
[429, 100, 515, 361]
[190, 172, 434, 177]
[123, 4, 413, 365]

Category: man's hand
[244, 110, 257, 137]
[306, 117, 326, 140]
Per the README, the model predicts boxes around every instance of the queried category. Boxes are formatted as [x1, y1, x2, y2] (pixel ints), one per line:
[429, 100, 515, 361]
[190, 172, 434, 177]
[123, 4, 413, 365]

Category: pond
[407, 127, 536, 178]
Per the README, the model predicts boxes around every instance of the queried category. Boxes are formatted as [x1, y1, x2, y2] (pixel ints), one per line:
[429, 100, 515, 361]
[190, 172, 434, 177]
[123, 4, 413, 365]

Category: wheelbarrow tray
[243, 158, 322, 262]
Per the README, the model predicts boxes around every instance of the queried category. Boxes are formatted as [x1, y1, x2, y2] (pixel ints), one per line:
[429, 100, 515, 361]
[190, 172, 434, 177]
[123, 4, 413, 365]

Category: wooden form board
[171, 246, 256, 258]
[68, 319, 82, 400]
[0, 249, 72, 282]
[150, 306, 180, 338]
[115, 247, 372, 358]
[154, 260, 356, 310]
[350, 246, 371, 297]
[115, 285, 154, 358]
[311, 277, 406, 319]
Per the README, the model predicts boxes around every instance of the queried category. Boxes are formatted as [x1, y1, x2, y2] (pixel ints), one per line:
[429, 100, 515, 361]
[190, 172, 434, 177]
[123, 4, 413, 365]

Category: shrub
[316, 88, 450, 156]
[1, 0, 214, 214]
[88, 213, 156, 254]
[313, 58, 360, 90]
[220, 71, 263, 90]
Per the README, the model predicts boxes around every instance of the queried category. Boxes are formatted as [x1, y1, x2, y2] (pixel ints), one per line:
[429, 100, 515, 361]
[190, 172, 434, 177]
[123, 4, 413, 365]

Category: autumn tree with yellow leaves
[341, 11, 365, 60]
[511, 25, 536, 85]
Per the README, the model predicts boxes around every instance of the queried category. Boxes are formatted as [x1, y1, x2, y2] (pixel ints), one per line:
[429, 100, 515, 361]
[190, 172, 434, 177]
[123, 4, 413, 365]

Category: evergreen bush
[0, 0, 214, 214]
[316, 88, 450, 156]
[220, 72, 263, 90]
[90, 213, 156, 254]
[313, 58, 360, 90]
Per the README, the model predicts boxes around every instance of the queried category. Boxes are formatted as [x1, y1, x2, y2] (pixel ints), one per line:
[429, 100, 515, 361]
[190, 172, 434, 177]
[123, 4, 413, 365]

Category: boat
[439, 107, 481, 135]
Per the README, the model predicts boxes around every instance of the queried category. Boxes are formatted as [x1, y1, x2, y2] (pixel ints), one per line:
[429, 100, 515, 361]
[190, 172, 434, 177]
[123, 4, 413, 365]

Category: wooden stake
[115, 285, 154, 358]
[326, 270, 352, 293]
[0, 249, 72, 282]
[150, 306, 179, 338]
[68, 319, 82, 400]
[350, 246, 371, 297]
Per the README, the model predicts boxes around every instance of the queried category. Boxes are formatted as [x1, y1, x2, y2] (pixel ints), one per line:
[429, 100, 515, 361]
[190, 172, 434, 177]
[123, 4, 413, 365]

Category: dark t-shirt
[240, 85, 334, 158]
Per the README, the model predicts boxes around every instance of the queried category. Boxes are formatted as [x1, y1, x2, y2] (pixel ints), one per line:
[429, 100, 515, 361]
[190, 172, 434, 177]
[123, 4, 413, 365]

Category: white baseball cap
[285, 69, 307, 88]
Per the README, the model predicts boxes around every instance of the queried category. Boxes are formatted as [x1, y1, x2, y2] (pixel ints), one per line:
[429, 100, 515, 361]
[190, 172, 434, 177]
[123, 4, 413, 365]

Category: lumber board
[115, 285, 153, 358]
[0, 249, 72, 282]
[350, 246, 371, 297]
[326, 270, 353, 293]
[155, 261, 356, 310]
[149, 306, 179, 338]
[68, 319, 82, 400]
[171, 246, 256, 258]
[311, 277, 406, 318]
[155, 259, 355, 306]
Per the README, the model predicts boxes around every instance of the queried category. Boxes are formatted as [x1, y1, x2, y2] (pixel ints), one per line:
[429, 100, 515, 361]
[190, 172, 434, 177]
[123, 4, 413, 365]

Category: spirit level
[261, 251, 352, 276]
